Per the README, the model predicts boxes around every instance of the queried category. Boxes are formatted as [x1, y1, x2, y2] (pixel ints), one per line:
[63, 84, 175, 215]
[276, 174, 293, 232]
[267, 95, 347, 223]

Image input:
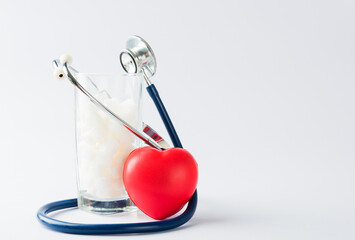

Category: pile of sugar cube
[76, 90, 138, 200]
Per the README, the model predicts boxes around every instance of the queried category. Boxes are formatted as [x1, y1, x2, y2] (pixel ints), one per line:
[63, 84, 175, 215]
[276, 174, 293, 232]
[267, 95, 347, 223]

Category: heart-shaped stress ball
[123, 147, 198, 220]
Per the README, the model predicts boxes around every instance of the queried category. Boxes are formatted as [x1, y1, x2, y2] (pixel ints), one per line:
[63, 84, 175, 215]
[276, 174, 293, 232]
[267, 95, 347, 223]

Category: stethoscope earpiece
[53, 54, 73, 80]
[53, 67, 65, 80]
[60, 54, 73, 66]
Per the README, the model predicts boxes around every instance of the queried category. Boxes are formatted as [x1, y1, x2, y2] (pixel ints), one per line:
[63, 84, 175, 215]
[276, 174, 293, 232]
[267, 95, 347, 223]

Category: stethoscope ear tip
[60, 54, 73, 66]
[52, 54, 72, 80]
[53, 66, 65, 80]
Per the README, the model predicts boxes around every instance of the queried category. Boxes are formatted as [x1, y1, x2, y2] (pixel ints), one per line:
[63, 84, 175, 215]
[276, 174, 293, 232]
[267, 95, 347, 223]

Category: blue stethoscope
[37, 36, 198, 234]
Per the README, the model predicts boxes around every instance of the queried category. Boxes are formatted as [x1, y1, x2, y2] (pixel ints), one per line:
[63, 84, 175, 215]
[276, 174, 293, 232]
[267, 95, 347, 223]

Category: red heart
[123, 147, 198, 220]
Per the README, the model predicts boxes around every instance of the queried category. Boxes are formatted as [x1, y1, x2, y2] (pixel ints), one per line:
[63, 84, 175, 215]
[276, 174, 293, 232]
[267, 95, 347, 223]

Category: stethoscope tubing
[146, 84, 183, 148]
[37, 192, 197, 234]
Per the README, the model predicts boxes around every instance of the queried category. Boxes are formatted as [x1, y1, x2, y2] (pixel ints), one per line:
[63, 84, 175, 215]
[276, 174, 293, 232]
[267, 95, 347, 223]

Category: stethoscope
[37, 36, 198, 234]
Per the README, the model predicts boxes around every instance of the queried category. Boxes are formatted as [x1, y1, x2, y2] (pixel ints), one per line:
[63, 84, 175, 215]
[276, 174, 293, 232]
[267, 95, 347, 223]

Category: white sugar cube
[77, 92, 139, 199]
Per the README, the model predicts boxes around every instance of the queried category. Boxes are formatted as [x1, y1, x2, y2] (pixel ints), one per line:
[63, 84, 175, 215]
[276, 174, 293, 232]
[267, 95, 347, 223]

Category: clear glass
[74, 73, 143, 214]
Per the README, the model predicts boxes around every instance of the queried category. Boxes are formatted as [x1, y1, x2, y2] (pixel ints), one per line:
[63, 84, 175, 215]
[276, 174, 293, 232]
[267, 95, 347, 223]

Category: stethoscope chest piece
[120, 35, 157, 77]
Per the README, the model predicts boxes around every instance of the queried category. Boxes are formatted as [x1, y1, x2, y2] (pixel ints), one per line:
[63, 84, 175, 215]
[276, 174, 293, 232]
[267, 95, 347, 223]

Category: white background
[0, 0, 354, 239]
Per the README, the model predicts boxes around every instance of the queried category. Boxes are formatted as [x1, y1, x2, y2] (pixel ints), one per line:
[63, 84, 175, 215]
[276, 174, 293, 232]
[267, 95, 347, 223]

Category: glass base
[78, 195, 137, 215]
